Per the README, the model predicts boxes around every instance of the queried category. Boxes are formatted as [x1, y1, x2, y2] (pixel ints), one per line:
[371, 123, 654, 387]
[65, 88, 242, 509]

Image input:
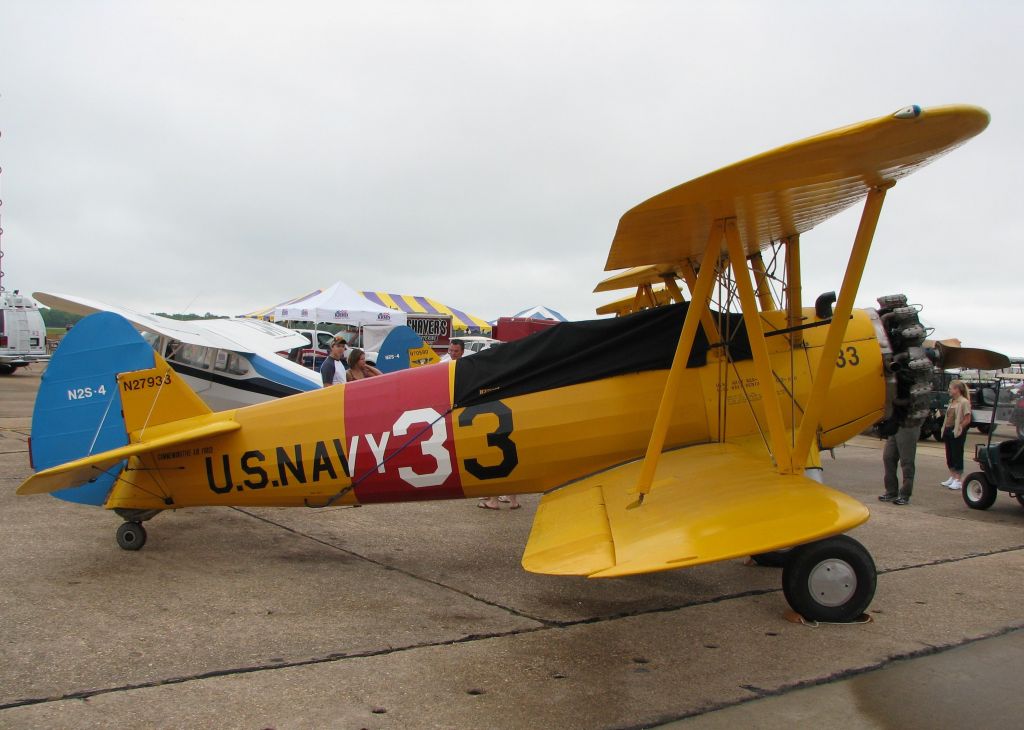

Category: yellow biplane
[19, 104, 992, 621]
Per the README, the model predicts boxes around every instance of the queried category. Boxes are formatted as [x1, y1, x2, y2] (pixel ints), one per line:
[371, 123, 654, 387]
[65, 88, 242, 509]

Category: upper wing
[522, 442, 869, 578]
[35, 292, 309, 352]
[606, 104, 989, 270]
[595, 286, 672, 316]
[593, 264, 680, 293]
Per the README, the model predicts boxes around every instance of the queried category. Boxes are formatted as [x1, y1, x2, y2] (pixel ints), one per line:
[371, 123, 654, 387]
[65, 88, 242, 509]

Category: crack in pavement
[626, 624, 1024, 729]
[3, 525, 1021, 713]
[5, 618, 1021, 715]
[236, 505, 1023, 614]
[231, 506, 551, 624]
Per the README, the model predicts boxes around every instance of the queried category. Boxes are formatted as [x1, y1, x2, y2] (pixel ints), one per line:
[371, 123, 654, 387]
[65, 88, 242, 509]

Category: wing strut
[661, 274, 687, 304]
[785, 235, 803, 346]
[725, 221, 793, 471]
[790, 185, 890, 472]
[632, 223, 723, 502]
[749, 253, 776, 311]
[678, 259, 722, 343]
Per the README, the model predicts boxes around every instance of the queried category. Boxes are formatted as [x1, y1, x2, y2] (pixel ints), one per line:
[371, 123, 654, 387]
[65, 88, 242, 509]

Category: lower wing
[522, 442, 868, 578]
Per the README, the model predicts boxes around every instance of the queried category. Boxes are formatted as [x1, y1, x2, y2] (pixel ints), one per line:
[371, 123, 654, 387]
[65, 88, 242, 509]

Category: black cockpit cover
[454, 303, 752, 407]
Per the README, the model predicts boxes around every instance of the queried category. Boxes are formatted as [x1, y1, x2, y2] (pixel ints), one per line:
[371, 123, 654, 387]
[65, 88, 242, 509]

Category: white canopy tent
[274, 281, 407, 327]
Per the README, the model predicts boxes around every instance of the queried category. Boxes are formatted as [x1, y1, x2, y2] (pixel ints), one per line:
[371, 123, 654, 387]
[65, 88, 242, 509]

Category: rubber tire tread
[781, 535, 876, 622]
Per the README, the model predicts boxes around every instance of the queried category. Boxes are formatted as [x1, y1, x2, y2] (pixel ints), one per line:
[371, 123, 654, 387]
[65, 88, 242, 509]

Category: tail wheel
[116, 522, 147, 551]
[962, 472, 997, 510]
[781, 535, 876, 622]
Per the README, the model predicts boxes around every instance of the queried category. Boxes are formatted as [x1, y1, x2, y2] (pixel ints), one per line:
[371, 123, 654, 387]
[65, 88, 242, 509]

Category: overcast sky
[2, 1, 1021, 353]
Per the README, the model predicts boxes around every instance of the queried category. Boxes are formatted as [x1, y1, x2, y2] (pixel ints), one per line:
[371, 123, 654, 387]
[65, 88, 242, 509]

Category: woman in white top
[941, 379, 972, 490]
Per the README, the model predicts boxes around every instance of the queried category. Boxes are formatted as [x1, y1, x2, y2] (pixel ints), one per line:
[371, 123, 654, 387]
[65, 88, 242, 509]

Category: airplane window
[165, 340, 183, 359]
[213, 349, 250, 376]
[173, 344, 211, 369]
[229, 354, 250, 376]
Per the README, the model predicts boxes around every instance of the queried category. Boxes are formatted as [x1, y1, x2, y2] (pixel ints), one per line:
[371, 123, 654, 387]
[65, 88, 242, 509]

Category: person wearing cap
[320, 336, 349, 386]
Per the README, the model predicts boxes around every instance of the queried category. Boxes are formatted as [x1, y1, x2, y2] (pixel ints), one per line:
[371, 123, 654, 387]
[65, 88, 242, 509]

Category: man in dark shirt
[320, 337, 348, 386]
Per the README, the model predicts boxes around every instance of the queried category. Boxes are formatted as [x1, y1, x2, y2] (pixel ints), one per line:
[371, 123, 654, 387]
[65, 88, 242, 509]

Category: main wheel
[962, 472, 997, 510]
[781, 535, 876, 622]
[116, 522, 147, 550]
[933, 429, 944, 442]
[976, 423, 992, 435]
[1015, 493, 1024, 508]
[0, 364, 15, 375]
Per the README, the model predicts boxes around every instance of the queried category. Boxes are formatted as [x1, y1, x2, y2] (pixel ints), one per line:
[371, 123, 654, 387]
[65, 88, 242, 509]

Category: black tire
[919, 423, 932, 441]
[116, 522, 147, 551]
[781, 535, 876, 622]
[976, 423, 991, 435]
[0, 364, 16, 375]
[933, 429, 944, 442]
[1015, 493, 1024, 509]
[750, 550, 790, 568]
[962, 472, 997, 510]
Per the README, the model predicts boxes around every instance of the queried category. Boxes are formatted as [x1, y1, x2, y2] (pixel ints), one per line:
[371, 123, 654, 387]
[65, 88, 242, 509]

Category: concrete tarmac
[1, 365, 1021, 729]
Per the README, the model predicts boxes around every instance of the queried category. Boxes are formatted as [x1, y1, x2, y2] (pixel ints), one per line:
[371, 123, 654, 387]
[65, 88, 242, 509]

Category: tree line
[42, 309, 227, 327]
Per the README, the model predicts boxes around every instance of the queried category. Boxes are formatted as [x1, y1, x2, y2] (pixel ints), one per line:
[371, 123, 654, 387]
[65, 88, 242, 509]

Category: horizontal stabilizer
[522, 443, 869, 578]
[18, 419, 239, 496]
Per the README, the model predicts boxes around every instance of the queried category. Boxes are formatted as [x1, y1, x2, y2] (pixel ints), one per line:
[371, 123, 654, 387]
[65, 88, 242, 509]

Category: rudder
[29, 312, 209, 505]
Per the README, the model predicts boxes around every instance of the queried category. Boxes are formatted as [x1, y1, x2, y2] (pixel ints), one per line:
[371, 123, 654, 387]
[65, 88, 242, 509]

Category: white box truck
[0, 290, 49, 374]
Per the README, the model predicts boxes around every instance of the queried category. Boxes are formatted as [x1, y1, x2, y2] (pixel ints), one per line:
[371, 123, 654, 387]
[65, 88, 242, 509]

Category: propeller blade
[936, 342, 1011, 371]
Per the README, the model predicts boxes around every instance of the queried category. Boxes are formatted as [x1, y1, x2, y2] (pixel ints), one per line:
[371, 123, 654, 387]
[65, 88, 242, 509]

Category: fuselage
[105, 306, 886, 512]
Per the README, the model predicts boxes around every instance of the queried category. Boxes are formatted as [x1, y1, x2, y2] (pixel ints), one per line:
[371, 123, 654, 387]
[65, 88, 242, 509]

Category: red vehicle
[493, 317, 560, 342]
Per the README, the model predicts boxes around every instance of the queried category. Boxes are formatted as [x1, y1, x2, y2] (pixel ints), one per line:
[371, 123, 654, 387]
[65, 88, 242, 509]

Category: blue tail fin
[30, 312, 158, 505]
[376, 325, 439, 373]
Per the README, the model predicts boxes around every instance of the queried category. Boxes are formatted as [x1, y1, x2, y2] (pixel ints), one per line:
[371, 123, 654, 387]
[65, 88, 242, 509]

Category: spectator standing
[879, 424, 918, 505]
[941, 380, 973, 490]
[346, 348, 382, 381]
[320, 337, 348, 386]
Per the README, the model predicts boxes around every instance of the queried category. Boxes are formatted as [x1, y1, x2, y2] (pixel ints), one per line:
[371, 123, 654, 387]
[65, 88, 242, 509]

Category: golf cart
[917, 372, 1005, 441]
[962, 375, 1024, 511]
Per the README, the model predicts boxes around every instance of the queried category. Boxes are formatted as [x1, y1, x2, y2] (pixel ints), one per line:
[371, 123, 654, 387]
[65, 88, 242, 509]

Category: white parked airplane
[35, 292, 321, 410]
